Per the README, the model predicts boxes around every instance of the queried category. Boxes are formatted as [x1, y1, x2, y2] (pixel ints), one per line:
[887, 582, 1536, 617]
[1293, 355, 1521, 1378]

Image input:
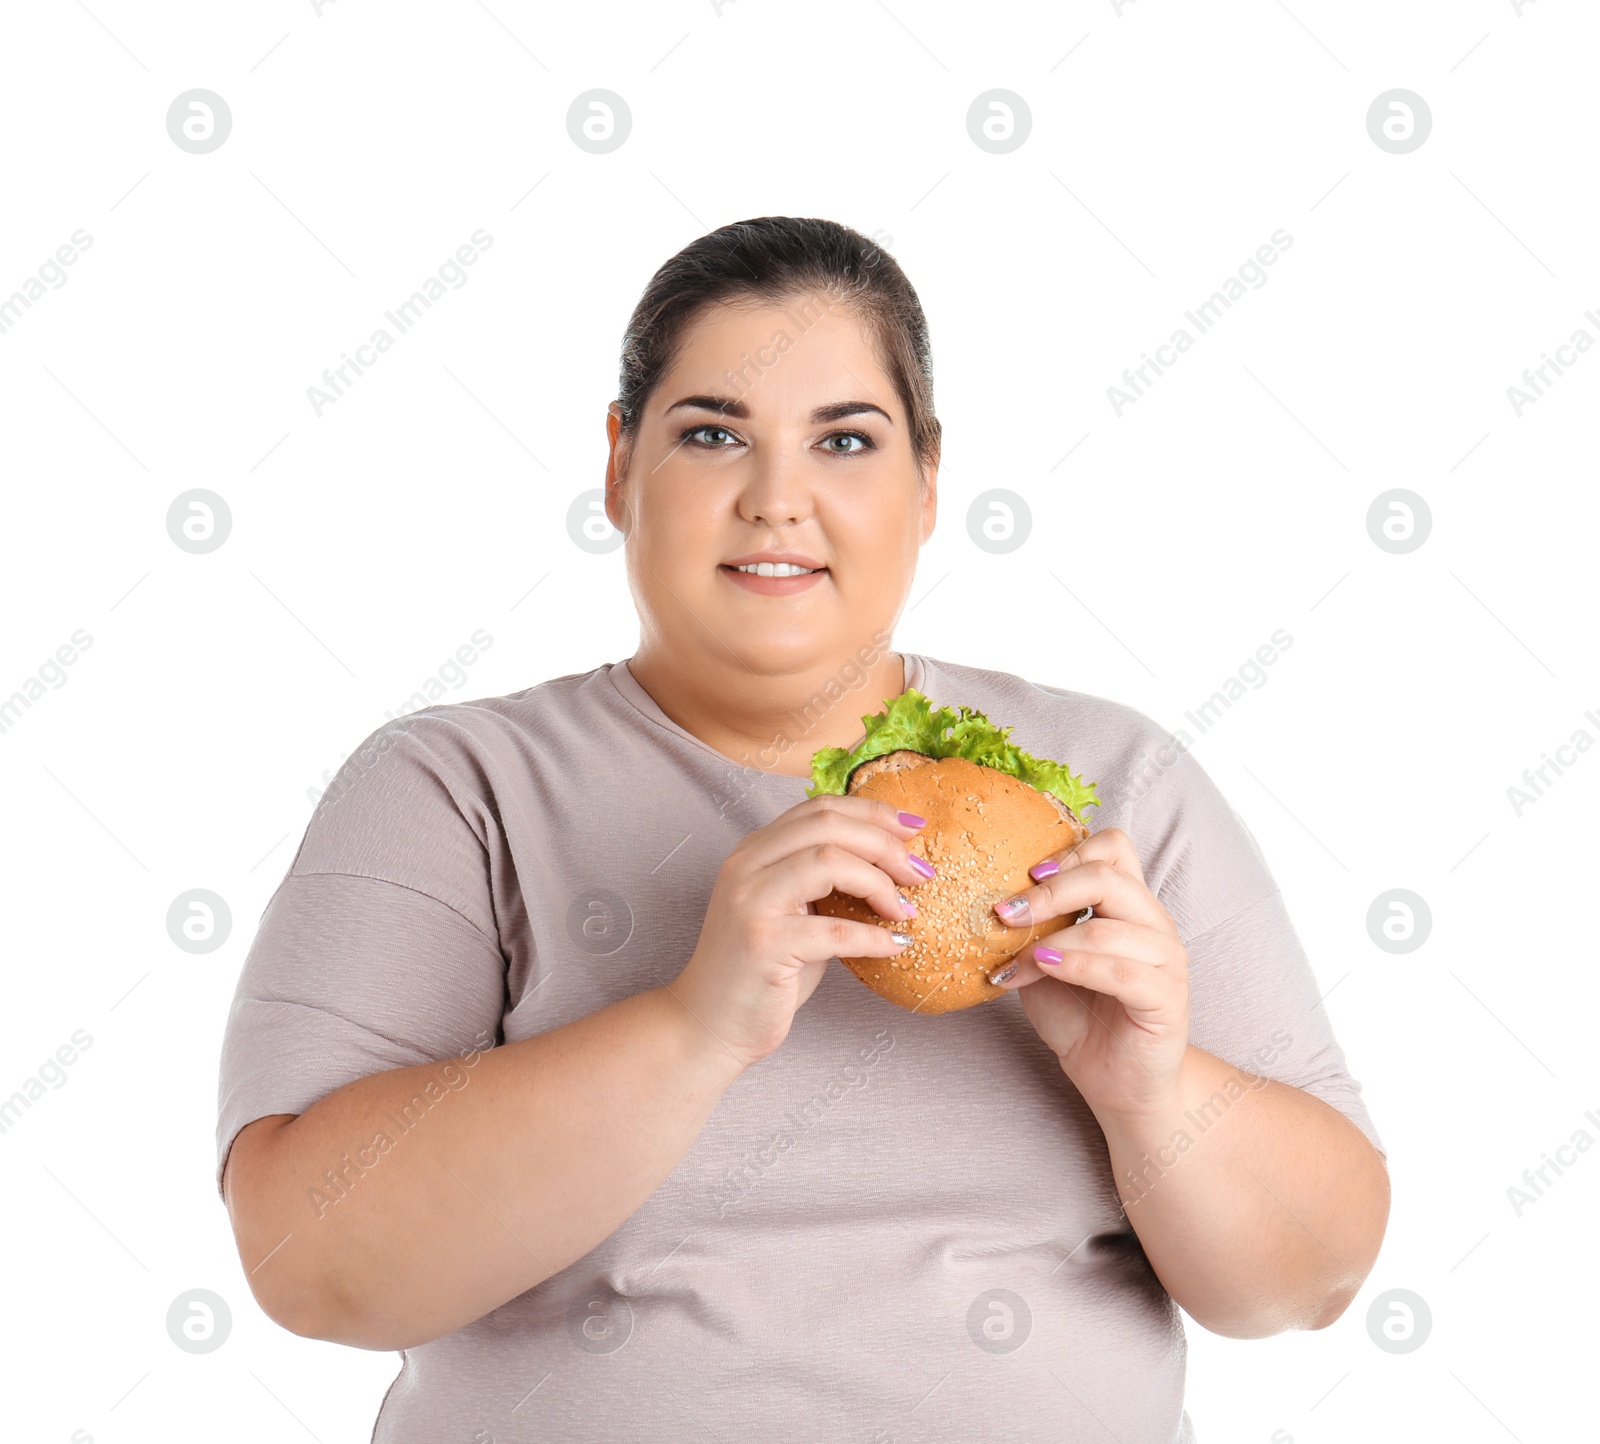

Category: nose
[737, 447, 813, 528]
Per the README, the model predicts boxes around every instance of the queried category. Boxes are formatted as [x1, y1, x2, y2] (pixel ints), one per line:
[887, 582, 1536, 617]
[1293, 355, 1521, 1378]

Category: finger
[1023, 944, 1176, 1015]
[745, 803, 937, 899]
[994, 857, 1174, 936]
[756, 797, 935, 878]
[781, 908, 915, 967]
[772, 842, 921, 926]
[1027, 827, 1145, 886]
[989, 918, 1183, 990]
[776, 792, 930, 841]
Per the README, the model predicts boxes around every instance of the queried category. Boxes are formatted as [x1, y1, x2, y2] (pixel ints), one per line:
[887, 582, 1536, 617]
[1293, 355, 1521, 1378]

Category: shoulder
[382, 663, 614, 743]
[917, 656, 1267, 924]
[321, 664, 621, 794]
[300, 663, 630, 857]
[916, 655, 1180, 801]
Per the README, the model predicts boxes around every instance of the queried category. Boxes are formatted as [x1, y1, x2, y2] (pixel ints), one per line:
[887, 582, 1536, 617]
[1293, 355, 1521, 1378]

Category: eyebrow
[663, 395, 894, 425]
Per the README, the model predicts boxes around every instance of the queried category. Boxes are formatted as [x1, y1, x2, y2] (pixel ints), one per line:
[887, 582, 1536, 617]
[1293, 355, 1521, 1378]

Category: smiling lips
[720, 551, 830, 595]
[720, 562, 829, 595]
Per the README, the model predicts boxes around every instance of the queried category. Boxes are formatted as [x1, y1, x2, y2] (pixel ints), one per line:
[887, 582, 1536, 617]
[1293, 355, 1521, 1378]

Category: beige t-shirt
[215, 652, 1383, 1444]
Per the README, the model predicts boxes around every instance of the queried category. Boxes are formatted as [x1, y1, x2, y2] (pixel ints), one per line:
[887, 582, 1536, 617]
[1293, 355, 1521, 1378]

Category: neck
[626, 640, 908, 780]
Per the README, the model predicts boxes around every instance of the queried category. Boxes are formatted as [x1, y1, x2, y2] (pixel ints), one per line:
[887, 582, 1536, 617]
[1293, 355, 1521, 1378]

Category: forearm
[1093, 1044, 1389, 1338]
[225, 985, 747, 1350]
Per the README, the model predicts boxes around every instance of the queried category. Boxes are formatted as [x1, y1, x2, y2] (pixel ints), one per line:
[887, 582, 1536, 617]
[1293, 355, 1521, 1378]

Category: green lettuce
[806, 687, 1099, 816]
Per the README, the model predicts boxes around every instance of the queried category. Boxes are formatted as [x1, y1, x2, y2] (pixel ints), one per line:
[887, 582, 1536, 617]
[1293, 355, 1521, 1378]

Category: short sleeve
[1129, 744, 1385, 1158]
[214, 715, 511, 1199]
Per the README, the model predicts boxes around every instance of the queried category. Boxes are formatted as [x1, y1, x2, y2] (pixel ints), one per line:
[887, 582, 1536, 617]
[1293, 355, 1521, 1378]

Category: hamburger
[806, 688, 1099, 1015]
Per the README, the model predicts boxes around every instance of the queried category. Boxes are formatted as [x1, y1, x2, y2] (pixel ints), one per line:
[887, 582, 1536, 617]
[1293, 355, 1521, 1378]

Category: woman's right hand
[666, 795, 935, 1070]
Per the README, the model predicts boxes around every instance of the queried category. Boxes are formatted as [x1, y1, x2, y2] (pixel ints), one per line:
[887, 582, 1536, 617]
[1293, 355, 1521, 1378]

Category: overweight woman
[218, 216, 1389, 1443]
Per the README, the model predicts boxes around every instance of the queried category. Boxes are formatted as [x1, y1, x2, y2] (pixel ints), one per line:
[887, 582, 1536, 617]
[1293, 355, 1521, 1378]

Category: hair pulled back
[616, 216, 940, 478]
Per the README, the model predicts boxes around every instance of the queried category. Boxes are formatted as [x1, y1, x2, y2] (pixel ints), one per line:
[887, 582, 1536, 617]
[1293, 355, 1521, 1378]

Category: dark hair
[615, 216, 941, 479]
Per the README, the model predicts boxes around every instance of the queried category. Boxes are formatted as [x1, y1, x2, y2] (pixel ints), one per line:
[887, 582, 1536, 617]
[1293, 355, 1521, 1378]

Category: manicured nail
[908, 854, 936, 880]
[1029, 858, 1060, 881]
[898, 810, 926, 828]
[896, 890, 918, 918]
[1033, 945, 1064, 966]
[889, 930, 914, 946]
[990, 962, 1018, 986]
[994, 896, 1028, 920]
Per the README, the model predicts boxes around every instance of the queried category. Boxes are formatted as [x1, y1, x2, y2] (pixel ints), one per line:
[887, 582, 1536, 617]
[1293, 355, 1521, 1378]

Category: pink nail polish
[994, 897, 1028, 919]
[1034, 945, 1063, 966]
[898, 810, 926, 828]
[908, 854, 936, 880]
[1029, 858, 1060, 880]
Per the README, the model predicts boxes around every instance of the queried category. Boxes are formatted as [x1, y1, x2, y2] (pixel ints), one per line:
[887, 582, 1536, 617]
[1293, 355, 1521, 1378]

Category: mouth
[719, 561, 830, 594]
[723, 560, 826, 578]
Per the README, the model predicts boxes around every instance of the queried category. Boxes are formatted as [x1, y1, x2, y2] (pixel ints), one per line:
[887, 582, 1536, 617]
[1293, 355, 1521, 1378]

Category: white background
[2, 1, 1594, 1440]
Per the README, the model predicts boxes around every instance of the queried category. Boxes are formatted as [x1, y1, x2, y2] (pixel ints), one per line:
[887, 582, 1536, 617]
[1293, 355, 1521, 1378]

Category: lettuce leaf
[806, 687, 1099, 817]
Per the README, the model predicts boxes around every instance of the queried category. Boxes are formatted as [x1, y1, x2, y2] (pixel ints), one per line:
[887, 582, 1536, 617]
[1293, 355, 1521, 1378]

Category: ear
[604, 403, 632, 535]
[918, 459, 938, 544]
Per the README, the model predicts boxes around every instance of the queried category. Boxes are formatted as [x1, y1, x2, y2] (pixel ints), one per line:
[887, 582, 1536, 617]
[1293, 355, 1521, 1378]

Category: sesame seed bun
[813, 751, 1091, 1014]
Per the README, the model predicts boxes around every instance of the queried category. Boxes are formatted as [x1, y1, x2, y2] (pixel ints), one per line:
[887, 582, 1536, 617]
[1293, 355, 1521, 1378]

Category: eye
[681, 424, 741, 448]
[821, 430, 872, 455]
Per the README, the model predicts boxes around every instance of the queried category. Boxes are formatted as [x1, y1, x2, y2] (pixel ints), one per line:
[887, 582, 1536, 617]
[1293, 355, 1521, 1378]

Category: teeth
[735, 562, 818, 576]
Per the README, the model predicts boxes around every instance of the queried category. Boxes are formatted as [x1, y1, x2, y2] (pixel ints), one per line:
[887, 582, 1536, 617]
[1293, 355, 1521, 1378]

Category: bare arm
[1098, 1043, 1390, 1337]
[989, 828, 1390, 1335]
[224, 793, 932, 1352]
[224, 985, 746, 1351]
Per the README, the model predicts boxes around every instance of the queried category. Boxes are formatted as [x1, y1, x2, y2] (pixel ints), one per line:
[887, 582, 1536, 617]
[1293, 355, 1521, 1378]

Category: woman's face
[605, 293, 937, 678]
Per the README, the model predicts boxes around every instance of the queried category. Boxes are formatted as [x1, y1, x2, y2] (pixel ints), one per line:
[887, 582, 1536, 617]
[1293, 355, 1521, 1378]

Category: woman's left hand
[989, 827, 1191, 1122]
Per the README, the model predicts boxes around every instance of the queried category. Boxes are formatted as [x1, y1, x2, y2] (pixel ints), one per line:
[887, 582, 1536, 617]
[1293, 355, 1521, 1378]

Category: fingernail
[889, 930, 914, 946]
[897, 890, 918, 917]
[908, 854, 936, 880]
[990, 962, 1018, 986]
[1029, 858, 1060, 881]
[994, 896, 1028, 920]
[1033, 945, 1063, 966]
[897, 810, 926, 828]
